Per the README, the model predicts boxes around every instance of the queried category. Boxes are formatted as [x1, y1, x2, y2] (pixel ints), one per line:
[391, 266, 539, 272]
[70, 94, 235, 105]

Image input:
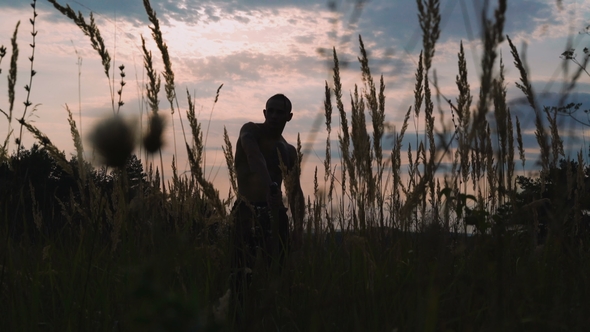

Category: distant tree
[508, 159, 590, 247]
[0, 144, 72, 240]
[0, 145, 153, 242]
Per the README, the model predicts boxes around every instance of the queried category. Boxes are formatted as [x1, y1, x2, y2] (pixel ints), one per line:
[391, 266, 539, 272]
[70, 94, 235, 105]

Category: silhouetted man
[230, 93, 305, 317]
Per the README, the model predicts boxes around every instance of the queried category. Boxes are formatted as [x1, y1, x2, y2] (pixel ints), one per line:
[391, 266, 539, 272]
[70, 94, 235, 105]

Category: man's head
[263, 94, 293, 132]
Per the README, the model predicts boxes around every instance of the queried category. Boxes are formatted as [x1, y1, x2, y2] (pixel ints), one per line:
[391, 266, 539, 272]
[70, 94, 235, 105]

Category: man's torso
[235, 122, 294, 202]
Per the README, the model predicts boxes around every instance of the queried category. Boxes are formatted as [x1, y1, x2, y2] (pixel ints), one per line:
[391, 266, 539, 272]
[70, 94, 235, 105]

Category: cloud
[27, 0, 327, 28]
[24, 1, 556, 59]
[177, 50, 328, 83]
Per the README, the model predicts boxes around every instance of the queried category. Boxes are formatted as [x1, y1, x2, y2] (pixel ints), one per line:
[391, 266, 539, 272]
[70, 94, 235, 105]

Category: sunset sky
[1, 0, 590, 197]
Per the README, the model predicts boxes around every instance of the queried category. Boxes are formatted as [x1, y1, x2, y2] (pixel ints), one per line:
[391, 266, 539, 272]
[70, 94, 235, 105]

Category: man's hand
[267, 182, 283, 209]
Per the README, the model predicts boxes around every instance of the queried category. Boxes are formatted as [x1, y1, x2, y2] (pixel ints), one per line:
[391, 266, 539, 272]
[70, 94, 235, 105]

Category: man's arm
[239, 123, 273, 191]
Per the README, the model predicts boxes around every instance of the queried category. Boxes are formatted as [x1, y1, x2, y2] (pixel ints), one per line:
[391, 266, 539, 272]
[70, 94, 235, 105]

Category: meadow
[2, 0, 590, 331]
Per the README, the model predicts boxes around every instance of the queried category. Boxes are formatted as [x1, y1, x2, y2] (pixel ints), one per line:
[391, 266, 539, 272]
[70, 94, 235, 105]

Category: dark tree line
[1, 144, 222, 248]
[505, 159, 590, 248]
[0, 144, 152, 242]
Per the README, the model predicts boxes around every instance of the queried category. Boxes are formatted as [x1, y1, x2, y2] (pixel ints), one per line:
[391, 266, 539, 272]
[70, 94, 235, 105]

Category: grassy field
[2, 0, 590, 331]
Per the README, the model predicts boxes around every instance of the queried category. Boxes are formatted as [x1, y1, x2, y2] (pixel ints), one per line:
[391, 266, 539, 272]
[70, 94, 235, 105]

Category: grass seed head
[143, 113, 165, 153]
[89, 115, 136, 167]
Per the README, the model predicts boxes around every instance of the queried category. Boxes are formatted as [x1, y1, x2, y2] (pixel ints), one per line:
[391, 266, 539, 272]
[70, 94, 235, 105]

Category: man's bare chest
[258, 139, 290, 165]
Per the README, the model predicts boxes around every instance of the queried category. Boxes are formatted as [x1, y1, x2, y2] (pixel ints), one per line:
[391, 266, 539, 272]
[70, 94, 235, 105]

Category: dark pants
[230, 200, 289, 312]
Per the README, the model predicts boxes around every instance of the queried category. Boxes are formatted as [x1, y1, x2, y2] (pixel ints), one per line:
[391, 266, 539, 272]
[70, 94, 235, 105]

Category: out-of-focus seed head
[143, 113, 166, 154]
[89, 115, 136, 167]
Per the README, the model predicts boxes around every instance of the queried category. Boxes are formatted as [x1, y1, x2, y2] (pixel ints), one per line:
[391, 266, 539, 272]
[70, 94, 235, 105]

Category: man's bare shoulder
[285, 140, 297, 153]
[240, 122, 261, 131]
[280, 136, 296, 150]
[239, 122, 262, 138]
[281, 139, 298, 164]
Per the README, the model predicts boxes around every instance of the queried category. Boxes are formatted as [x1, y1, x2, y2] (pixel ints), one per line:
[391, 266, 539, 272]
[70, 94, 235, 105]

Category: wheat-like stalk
[47, 0, 112, 101]
[416, 0, 441, 72]
[185, 90, 225, 217]
[492, 56, 508, 202]
[333, 47, 353, 215]
[66, 104, 87, 186]
[313, 166, 321, 234]
[7, 22, 19, 129]
[471, 0, 506, 142]
[222, 126, 237, 196]
[203, 84, 223, 179]
[0, 42, 7, 152]
[142, 0, 175, 109]
[544, 106, 564, 168]
[141, 35, 161, 114]
[186, 90, 203, 174]
[350, 87, 368, 229]
[142, 0, 185, 158]
[323, 81, 332, 184]
[515, 116, 525, 173]
[390, 106, 411, 225]
[0, 131, 11, 164]
[20, 120, 73, 175]
[423, 70, 436, 215]
[185, 141, 225, 217]
[414, 51, 424, 120]
[485, 123, 497, 211]
[411, 52, 424, 218]
[350, 85, 368, 198]
[277, 143, 304, 236]
[507, 35, 549, 177]
[455, 41, 472, 189]
[139, 34, 166, 192]
[0, 24, 17, 164]
[358, 35, 383, 173]
[506, 107, 515, 195]
[358, 35, 385, 225]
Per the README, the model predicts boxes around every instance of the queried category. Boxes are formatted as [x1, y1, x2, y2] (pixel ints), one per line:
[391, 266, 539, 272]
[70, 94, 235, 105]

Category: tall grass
[2, 0, 590, 331]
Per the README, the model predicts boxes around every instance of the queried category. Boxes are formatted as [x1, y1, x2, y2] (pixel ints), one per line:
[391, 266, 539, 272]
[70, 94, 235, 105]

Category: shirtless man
[230, 93, 305, 310]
